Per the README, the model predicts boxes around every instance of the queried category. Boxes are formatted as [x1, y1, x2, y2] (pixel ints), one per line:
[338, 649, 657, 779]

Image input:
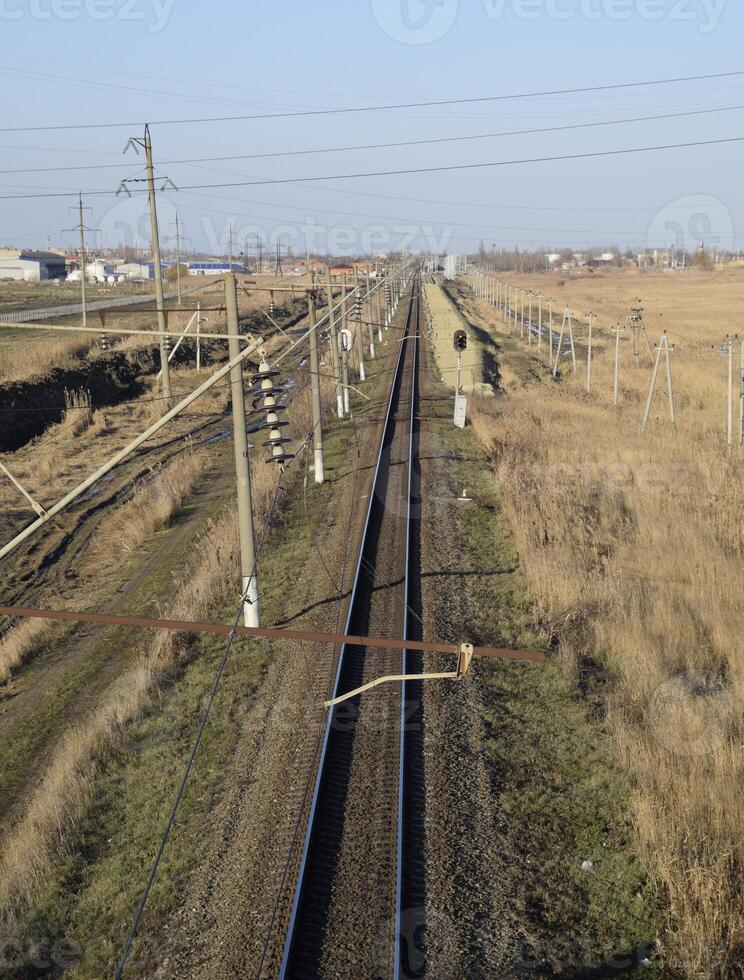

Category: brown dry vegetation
[0, 467, 276, 921]
[0, 618, 53, 685]
[109, 450, 207, 556]
[0, 333, 97, 382]
[460, 271, 744, 979]
[0, 356, 321, 925]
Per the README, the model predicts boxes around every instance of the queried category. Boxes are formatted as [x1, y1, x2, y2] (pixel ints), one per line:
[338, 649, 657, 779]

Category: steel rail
[395, 283, 419, 979]
[277, 273, 415, 979]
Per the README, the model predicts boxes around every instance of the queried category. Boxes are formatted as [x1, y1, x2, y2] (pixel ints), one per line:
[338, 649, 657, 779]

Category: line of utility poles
[120, 124, 177, 402]
[166, 214, 190, 306]
[62, 193, 96, 335]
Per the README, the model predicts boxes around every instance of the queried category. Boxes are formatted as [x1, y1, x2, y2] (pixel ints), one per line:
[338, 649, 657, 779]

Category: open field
[446, 273, 744, 979]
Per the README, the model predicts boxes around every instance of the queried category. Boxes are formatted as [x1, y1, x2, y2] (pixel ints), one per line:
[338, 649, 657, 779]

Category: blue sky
[1, 0, 742, 256]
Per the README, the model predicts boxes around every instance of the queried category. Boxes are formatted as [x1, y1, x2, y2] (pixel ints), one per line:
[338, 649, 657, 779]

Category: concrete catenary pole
[143, 124, 171, 401]
[308, 279, 325, 483]
[225, 273, 260, 627]
[326, 271, 344, 418]
[354, 268, 367, 380]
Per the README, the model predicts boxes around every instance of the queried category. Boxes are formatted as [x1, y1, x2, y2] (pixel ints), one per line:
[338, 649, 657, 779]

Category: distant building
[118, 262, 153, 280]
[0, 249, 67, 281]
[188, 261, 246, 276]
[329, 263, 355, 278]
[86, 259, 114, 281]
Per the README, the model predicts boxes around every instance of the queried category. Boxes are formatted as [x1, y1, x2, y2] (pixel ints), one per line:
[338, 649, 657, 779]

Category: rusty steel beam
[0, 606, 545, 663]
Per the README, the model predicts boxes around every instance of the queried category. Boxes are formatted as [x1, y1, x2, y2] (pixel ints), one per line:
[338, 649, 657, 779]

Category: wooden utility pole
[548, 298, 555, 358]
[225, 273, 260, 626]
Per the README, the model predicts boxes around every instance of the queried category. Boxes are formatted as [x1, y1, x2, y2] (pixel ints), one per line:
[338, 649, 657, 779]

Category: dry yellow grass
[463, 273, 744, 979]
[0, 457, 278, 921]
[109, 450, 206, 556]
[0, 619, 53, 685]
[0, 334, 96, 383]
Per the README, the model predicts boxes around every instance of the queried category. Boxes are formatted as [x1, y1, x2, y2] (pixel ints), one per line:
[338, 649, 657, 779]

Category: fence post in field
[612, 322, 624, 407]
[586, 311, 596, 392]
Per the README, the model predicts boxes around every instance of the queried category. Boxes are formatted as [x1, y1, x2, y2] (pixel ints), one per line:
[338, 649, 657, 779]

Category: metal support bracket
[323, 642, 475, 708]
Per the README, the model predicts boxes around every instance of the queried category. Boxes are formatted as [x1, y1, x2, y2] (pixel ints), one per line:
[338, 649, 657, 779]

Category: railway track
[278, 275, 424, 979]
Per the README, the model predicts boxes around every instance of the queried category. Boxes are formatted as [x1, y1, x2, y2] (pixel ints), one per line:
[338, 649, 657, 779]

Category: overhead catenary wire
[2, 135, 744, 201]
[1, 68, 743, 131]
[4, 102, 744, 176]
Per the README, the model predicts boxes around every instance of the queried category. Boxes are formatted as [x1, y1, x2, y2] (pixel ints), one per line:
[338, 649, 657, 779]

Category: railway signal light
[454, 329, 468, 352]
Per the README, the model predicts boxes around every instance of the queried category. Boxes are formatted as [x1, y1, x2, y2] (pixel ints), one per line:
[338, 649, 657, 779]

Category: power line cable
[3, 102, 743, 176]
[2, 69, 743, 131]
[2, 134, 741, 201]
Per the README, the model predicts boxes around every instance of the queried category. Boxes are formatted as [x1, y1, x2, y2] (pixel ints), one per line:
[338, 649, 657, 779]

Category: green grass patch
[429, 384, 661, 977]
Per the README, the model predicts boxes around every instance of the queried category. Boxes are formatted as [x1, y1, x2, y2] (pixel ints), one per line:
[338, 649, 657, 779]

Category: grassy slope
[429, 291, 661, 977]
[11, 375, 370, 978]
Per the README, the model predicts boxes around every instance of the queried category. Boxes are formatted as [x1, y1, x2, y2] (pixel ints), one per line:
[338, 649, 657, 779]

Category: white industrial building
[0, 249, 67, 281]
[118, 262, 153, 280]
[85, 259, 114, 282]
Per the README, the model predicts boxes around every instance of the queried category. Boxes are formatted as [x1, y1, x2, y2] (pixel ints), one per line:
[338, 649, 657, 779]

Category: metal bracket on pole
[323, 642, 476, 708]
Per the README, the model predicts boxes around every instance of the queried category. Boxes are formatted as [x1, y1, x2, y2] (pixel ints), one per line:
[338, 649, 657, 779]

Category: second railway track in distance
[278, 276, 425, 979]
